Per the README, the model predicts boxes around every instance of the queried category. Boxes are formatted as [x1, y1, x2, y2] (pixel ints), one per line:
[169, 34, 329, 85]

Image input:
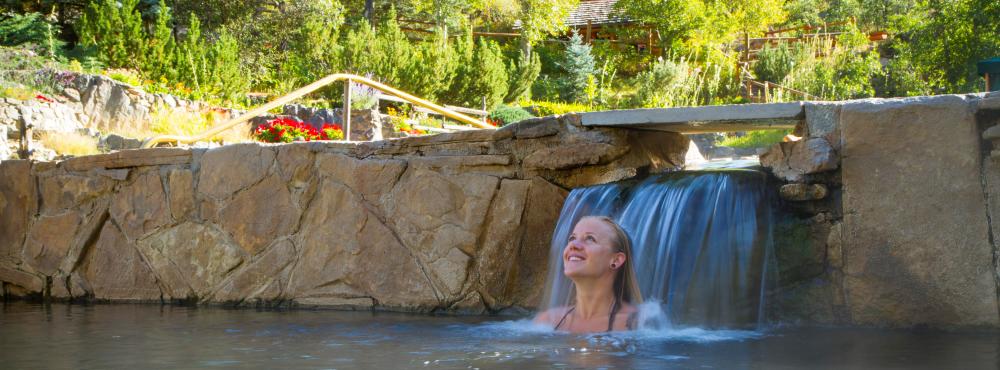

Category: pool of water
[1, 302, 997, 369]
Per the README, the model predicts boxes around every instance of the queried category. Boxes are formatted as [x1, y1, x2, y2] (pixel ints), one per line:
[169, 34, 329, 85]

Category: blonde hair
[580, 216, 643, 306]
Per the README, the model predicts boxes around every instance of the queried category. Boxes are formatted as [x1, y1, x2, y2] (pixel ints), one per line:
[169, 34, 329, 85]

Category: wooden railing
[744, 79, 819, 103]
[141, 73, 493, 148]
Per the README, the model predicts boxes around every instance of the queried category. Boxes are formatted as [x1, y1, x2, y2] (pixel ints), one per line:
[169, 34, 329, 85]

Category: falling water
[539, 168, 775, 329]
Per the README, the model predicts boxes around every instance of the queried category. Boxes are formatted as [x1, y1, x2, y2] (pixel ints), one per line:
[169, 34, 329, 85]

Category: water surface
[2, 302, 997, 369]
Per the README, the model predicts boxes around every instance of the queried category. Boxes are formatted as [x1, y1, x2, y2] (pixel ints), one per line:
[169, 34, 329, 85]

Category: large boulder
[838, 95, 999, 328]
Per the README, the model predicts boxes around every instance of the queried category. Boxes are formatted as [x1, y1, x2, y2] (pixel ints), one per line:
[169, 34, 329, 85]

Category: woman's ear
[611, 252, 626, 270]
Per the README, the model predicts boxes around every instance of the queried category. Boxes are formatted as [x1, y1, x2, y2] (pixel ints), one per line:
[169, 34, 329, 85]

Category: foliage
[77, 0, 146, 69]
[489, 104, 534, 126]
[505, 49, 541, 102]
[633, 55, 738, 108]
[321, 123, 345, 140]
[0, 11, 63, 58]
[717, 129, 792, 149]
[448, 35, 509, 109]
[558, 31, 596, 103]
[523, 100, 591, 116]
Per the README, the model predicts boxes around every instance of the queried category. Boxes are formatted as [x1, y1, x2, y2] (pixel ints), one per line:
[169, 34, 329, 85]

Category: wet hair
[579, 216, 643, 306]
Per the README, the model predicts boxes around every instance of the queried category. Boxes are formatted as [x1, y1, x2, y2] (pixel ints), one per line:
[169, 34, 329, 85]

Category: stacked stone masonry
[0, 115, 688, 313]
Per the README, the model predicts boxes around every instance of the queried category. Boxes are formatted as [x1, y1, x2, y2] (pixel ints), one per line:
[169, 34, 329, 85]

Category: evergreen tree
[505, 49, 541, 102]
[77, 0, 145, 69]
[145, 0, 176, 82]
[558, 31, 595, 103]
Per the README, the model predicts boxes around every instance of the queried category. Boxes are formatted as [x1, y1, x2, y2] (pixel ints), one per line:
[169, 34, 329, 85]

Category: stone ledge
[62, 148, 192, 171]
[580, 102, 804, 133]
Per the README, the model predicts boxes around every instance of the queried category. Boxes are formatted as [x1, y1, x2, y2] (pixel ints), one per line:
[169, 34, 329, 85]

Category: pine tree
[505, 49, 541, 102]
[145, 0, 177, 82]
[558, 30, 596, 103]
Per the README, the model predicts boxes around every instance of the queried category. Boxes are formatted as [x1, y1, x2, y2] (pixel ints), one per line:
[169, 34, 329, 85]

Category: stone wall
[763, 93, 1000, 329]
[0, 115, 688, 313]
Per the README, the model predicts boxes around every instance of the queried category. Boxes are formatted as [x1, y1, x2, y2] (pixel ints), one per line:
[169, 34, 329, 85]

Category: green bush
[753, 44, 801, 83]
[523, 100, 592, 116]
[717, 129, 792, 149]
[489, 105, 534, 126]
[0, 12, 64, 58]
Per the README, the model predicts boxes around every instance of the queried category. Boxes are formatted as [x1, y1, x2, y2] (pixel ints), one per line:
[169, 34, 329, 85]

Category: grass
[39, 131, 100, 156]
[144, 106, 252, 144]
[717, 129, 792, 149]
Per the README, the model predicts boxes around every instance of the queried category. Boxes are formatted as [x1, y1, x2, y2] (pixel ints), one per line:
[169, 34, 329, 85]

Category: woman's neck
[573, 277, 616, 319]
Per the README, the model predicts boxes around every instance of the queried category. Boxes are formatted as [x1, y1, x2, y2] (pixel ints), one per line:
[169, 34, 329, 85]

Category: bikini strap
[606, 300, 621, 332]
[553, 306, 575, 331]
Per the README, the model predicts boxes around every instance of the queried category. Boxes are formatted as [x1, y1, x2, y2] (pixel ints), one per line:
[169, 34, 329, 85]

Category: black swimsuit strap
[553, 306, 575, 331]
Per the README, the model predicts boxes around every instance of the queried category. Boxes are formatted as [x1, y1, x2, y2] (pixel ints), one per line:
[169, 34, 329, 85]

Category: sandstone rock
[474, 179, 531, 308]
[317, 153, 407, 201]
[509, 177, 568, 308]
[61, 147, 191, 171]
[217, 175, 297, 256]
[839, 95, 999, 328]
[197, 143, 275, 200]
[761, 137, 838, 182]
[167, 168, 195, 220]
[210, 239, 296, 303]
[291, 179, 439, 309]
[136, 222, 246, 299]
[0, 161, 35, 262]
[779, 183, 828, 201]
[37, 173, 114, 214]
[79, 221, 161, 301]
[0, 266, 44, 293]
[274, 143, 316, 185]
[23, 212, 82, 275]
[110, 171, 171, 241]
[388, 169, 498, 277]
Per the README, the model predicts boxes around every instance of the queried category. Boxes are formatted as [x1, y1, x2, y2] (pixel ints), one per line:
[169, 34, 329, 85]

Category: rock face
[0, 114, 686, 313]
[764, 94, 1000, 329]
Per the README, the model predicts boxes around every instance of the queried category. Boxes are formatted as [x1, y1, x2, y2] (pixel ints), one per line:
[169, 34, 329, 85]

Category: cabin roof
[565, 0, 628, 27]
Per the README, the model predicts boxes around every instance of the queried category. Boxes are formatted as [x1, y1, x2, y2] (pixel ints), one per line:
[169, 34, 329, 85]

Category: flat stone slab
[580, 102, 804, 133]
[62, 148, 192, 171]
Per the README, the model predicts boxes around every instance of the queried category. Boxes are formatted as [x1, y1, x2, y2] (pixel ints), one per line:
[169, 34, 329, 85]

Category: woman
[534, 216, 643, 333]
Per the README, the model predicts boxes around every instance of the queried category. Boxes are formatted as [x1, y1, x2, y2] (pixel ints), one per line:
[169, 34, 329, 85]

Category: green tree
[77, 0, 147, 69]
[558, 31, 595, 103]
[505, 48, 541, 102]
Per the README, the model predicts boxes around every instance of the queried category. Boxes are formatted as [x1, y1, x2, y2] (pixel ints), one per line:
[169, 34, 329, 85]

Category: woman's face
[563, 218, 624, 279]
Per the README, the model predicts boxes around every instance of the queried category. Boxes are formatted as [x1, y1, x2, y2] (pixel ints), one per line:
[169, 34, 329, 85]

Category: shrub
[0, 12, 64, 58]
[39, 132, 100, 156]
[523, 100, 591, 116]
[753, 44, 799, 83]
[717, 129, 792, 149]
[505, 49, 541, 102]
[489, 105, 534, 126]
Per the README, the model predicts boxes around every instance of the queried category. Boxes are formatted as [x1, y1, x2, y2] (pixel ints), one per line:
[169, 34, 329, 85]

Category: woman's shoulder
[533, 306, 573, 325]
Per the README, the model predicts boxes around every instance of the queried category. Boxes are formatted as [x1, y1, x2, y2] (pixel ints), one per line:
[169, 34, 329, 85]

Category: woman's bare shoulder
[533, 306, 572, 325]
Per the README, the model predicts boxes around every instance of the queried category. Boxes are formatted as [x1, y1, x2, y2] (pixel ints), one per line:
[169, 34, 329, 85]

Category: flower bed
[253, 117, 343, 143]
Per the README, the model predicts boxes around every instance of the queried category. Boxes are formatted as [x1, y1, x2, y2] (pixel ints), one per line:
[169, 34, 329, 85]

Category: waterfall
[539, 169, 776, 329]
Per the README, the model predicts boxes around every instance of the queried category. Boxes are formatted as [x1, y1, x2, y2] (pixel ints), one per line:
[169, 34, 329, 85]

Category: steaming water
[2, 302, 997, 369]
[541, 168, 775, 329]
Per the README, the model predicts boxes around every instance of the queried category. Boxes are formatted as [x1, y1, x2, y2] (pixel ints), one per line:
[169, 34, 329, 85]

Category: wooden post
[343, 79, 352, 141]
[763, 81, 771, 103]
[482, 96, 488, 126]
[987, 73, 992, 92]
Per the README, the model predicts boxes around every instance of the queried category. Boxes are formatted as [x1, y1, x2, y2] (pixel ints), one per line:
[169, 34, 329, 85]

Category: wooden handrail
[141, 73, 492, 148]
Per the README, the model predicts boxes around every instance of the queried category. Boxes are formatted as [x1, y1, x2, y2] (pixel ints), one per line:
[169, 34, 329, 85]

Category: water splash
[540, 169, 776, 330]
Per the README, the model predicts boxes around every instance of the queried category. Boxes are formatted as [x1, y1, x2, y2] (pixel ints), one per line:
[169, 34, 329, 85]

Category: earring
[610, 264, 617, 269]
